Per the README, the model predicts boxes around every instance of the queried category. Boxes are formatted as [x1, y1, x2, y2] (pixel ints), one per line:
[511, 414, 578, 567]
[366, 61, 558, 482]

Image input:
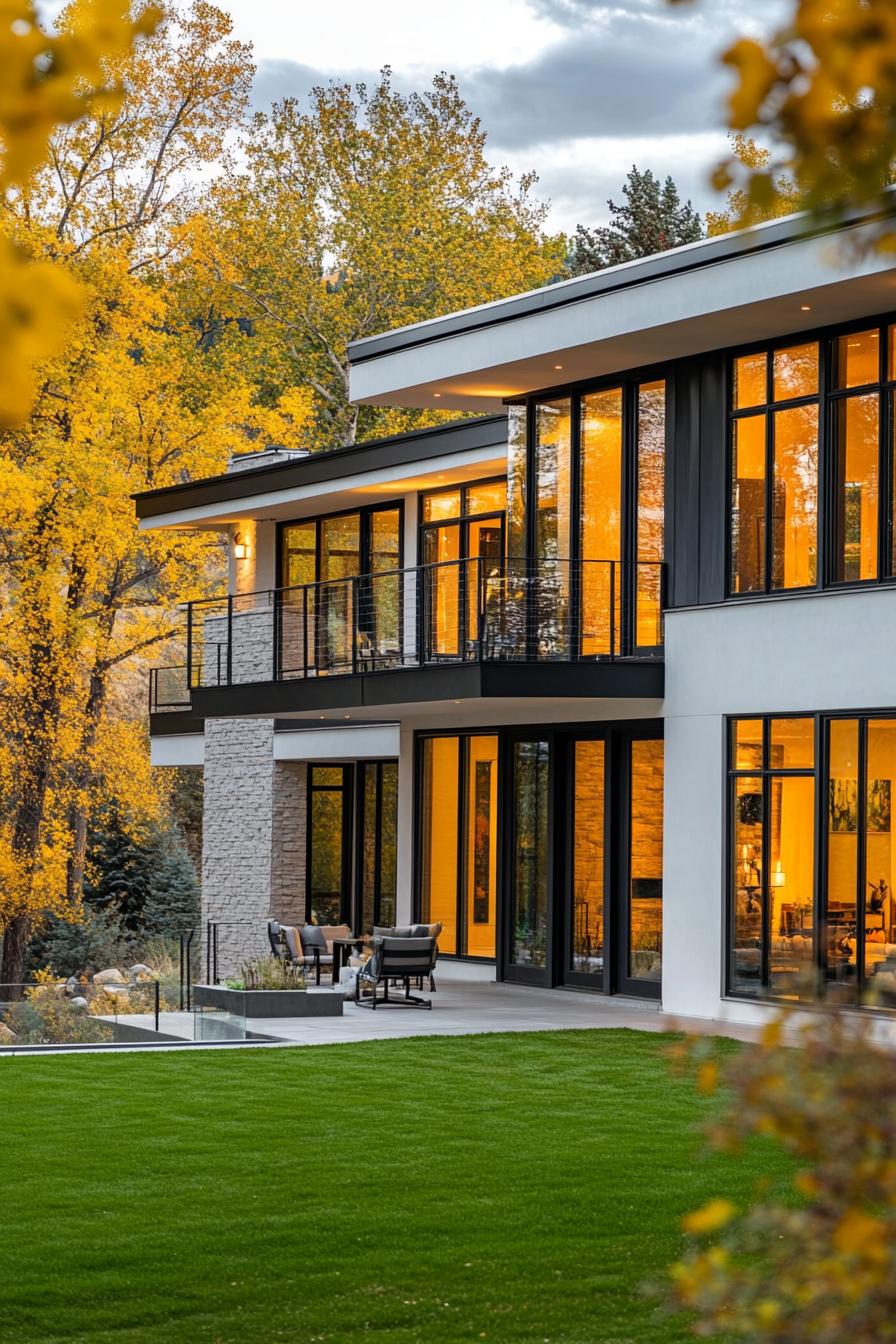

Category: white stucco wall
[662, 587, 896, 1024]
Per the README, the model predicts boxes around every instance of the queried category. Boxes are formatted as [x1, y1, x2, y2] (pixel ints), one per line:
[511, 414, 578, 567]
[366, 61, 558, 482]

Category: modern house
[137, 204, 896, 1024]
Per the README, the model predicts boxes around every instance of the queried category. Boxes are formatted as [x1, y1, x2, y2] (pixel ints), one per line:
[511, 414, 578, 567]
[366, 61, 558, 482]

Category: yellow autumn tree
[674, 0, 896, 237]
[707, 135, 804, 237]
[190, 69, 566, 447]
[0, 0, 162, 427]
[0, 2, 311, 989]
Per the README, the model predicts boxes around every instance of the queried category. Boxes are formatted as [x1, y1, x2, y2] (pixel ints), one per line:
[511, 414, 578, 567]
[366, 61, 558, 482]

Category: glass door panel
[625, 739, 664, 987]
[319, 514, 360, 672]
[509, 740, 551, 976]
[307, 766, 351, 925]
[357, 761, 398, 933]
[464, 736, 498, 958]
[367, 508, 401, 664]
[580, 388, 622, 655]
[826, 719, 860, 1002]
[422, 523, 461, 658]
[419, 737, 459, 953]
[635, 381, 665, 647]
[569, 740, 606, 983]
[534, 400, 572, 657]
[865, 722, 896, 998]
[466, 519, 503, 648]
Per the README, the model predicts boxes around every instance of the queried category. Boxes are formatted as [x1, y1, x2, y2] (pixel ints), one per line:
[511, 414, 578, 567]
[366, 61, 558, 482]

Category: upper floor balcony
[152, 557, 666, 720]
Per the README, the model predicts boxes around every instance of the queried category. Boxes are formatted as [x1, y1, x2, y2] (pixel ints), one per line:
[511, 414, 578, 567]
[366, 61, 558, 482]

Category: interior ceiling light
[554, 364, 563, 370]
[433, 392, 441, 398]
[801, 304, 811, 311]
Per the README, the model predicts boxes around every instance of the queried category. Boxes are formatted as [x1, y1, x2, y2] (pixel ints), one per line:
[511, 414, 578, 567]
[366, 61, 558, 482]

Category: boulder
[0, 1021, 16, 1043]
[128, 964, 156, 981]
[65, 976, 80, 996]
[69, 996, 88, 1010]
[92, 968, 125, 986]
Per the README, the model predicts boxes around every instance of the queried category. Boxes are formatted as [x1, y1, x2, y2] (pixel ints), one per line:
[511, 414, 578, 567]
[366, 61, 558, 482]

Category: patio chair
[371, 923, 441, 991]
[281, 924, 334, 985]
[354, 936, 437, 1010]
[267, 920, 284, 957]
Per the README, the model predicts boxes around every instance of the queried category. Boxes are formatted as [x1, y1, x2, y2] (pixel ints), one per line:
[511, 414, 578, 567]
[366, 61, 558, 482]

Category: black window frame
[305, 763, 354, 925]
[354, 759, 399, 933]
[276, 499, 405, 591]
[725, 709, 896, 1010]
[725, 315, 896, 600]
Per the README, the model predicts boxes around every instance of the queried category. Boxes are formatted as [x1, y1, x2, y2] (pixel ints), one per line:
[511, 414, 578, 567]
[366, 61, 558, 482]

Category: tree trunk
[1, 915, 33, 998]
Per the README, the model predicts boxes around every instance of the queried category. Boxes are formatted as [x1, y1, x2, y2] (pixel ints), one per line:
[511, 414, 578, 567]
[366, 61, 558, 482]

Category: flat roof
[134, 414, 506, 522]
[347, 199, 896, 411]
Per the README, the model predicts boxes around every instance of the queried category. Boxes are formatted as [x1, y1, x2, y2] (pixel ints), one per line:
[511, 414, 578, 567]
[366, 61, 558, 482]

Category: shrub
[664, 1009, 896, 1343]
[226, 957, 306, 991]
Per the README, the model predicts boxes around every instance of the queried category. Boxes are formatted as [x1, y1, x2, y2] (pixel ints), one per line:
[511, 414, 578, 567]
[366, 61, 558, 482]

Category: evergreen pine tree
[567, 166, 704, 277]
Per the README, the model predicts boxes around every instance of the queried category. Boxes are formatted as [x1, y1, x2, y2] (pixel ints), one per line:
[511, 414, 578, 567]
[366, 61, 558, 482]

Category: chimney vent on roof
[227, 443, 311, 473]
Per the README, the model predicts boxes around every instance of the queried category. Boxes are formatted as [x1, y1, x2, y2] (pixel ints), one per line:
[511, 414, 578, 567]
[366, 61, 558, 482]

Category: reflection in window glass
[282, 520, 316, 588]
[773, 342, 819, 401]
[507, 405, 527, 560]
[834, 394, 879, 582]
[511, 740, 550, 968]
[581, 388, 622, 655]
[834, 328, 879, 389]
[308, 767, 348, 925]
[422, 489, 462, 523]
[772, 403, 818, 589]
[826, 719, 860, 1004]
[422, 524, 461, 658]
[629, 739, 664, 981]
[571, 741, 605, 978]
[732, 774, 764, 997]
[734, 351, 767, 409]
[731, 413, 767, 592]
[635, 380, 665, 647]
[465, 481, 505, 515]
[419, 737, 459, 954]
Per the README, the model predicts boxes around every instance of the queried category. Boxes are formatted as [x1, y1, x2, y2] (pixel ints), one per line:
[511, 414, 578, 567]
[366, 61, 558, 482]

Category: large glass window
[358, 761, 398, 934]
[727, 714, 896, 1010]
[418, 734, 498, 958]
[635, 381, 666, 648]
[730, 342, 819, 594]
[729, 322, 896, 595]
[581, 388, 622, 655]
[571, 740, 605, 978]
[419, 478, 505, 661]
[510, 739, 550, 968]
[307, 766, 351, 925]
[628, 739, 664, 982]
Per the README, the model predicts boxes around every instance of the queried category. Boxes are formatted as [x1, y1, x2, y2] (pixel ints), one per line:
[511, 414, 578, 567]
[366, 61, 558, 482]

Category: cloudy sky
[226, 0, 788, 235]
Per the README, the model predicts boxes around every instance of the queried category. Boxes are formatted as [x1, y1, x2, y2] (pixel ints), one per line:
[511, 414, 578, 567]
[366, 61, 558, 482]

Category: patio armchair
[371, 922, 441, 991]
[354, 936, 438, 1010]
[280, 924, 334, 985]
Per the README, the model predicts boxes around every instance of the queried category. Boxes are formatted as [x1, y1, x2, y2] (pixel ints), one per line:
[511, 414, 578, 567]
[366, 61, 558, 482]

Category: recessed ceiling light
[801, 304, 811, 311]
[434, 392, 441, 398]
[554, 364, 563, 370]
[344, 714, 351, 719]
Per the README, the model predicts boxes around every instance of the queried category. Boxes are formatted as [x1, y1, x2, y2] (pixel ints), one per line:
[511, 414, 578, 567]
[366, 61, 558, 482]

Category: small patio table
[331, 935, 371, 982]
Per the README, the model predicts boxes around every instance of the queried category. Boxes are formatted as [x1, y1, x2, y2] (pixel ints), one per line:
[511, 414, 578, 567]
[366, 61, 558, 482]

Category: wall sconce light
[233, 531, 251, 561]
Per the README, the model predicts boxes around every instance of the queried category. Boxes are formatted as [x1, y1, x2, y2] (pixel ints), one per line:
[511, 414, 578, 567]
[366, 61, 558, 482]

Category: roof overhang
[347, 208, 896, 411]
[134, 416, 507, 530]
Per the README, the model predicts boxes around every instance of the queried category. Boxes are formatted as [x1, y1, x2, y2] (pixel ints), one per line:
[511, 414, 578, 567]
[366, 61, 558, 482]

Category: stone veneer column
[201, 721, 310, 977]
[271, 761, 307, 925]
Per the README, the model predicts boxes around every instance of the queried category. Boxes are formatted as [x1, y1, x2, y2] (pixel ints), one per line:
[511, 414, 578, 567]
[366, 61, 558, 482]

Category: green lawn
[1, 1030, 776, 1344]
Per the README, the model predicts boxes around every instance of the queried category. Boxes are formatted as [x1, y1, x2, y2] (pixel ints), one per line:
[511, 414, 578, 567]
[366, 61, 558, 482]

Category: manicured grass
[1, 1030, 778, 1343]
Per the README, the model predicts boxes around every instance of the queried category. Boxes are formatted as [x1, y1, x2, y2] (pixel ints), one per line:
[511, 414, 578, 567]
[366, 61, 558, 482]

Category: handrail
[162, 557, 666, 694]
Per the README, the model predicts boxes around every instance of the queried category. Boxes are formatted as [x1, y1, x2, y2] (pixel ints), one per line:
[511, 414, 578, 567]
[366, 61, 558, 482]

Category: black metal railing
[162, 557, 665, 694]
[149, 664, 192, 714]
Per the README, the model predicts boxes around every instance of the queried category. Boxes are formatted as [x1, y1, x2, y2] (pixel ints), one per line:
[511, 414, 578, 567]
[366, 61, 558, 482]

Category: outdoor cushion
[321, 923, 352, 949]
[281, 925, 301, 959]
[299, 924, 328, 953]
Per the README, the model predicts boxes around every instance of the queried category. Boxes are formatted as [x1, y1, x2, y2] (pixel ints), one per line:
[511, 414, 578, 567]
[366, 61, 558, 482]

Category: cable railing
[162, 557, 665, 694]
[149, 664, 191, 714]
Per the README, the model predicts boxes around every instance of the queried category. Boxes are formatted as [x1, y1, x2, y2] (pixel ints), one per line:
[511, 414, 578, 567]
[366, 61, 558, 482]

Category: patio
[99, 977, 766, 1051]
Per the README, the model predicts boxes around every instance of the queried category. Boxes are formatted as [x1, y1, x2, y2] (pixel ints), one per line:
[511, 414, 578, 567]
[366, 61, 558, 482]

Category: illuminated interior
[581, 388, 622, 654]
[730, 343, 819, 594]
[729, 714, 896, 1007]
[571, 740, 605, 975]
[635, 381, 666, 647]
[419, 734, 498, 958]
[420, 479, 505, 660]
[628, 738, 664, 981]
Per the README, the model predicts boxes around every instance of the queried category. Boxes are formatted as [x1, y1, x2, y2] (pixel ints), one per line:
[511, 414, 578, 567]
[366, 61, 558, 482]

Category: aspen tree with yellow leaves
[191, 70, 566, 448]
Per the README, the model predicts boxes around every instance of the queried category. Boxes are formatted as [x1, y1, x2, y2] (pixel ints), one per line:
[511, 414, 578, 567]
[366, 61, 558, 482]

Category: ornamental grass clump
[663, 1009, 896, 1342]
[228, 957, 306, 992]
